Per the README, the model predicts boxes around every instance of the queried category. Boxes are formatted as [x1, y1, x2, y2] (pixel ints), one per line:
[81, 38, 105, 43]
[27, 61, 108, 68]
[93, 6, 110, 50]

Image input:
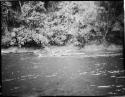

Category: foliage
[1, 1, 124, 48]
[96, 1, 124, 45]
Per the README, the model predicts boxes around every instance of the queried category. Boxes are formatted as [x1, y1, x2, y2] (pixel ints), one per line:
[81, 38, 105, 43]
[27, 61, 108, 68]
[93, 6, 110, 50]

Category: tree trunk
[19, 1, 22, 14]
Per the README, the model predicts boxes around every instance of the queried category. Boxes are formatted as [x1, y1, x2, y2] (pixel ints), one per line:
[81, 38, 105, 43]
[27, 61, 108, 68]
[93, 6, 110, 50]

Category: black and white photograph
[1, 1, 124, 96]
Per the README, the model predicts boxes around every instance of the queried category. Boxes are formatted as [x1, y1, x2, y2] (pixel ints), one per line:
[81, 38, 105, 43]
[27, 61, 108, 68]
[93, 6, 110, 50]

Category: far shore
[1, 44, 123, 57]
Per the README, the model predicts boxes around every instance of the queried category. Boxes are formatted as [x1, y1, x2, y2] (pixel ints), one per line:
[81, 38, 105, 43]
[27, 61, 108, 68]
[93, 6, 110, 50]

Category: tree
[96, 1, 124, 45]
[46, 1, 100, 47]
[1, 1, 123, 48]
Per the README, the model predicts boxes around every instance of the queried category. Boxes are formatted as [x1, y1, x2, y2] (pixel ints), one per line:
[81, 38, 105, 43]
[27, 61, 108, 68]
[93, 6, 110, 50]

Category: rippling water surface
[2, 52, 125, 96]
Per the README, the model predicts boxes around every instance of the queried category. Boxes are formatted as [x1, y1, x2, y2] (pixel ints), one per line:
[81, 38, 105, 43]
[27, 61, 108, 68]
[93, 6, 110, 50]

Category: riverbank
[1, 44, 123, 57]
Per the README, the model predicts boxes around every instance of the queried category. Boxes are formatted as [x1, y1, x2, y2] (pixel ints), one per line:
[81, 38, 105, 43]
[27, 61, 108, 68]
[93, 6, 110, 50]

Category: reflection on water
[2, 53, 125, 96]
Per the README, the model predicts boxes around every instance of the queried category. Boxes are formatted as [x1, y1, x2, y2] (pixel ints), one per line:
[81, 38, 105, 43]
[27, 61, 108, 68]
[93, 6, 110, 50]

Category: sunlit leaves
[1, 1, 123, 48]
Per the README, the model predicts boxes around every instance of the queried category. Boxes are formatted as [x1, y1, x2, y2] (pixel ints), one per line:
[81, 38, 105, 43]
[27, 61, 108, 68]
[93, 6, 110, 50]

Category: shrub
[1, 35, 12, 48]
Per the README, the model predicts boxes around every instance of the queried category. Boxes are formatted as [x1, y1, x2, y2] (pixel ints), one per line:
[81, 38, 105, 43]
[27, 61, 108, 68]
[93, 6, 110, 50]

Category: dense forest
[1, 1, 124, 49]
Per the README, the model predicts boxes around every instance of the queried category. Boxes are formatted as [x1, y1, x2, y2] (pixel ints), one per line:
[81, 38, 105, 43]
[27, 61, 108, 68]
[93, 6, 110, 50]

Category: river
[2, 52, 125, 96]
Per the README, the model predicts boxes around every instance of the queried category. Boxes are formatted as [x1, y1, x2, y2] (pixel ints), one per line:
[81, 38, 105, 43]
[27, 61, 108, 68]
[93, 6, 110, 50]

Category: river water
[2, 52, 125, 96]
